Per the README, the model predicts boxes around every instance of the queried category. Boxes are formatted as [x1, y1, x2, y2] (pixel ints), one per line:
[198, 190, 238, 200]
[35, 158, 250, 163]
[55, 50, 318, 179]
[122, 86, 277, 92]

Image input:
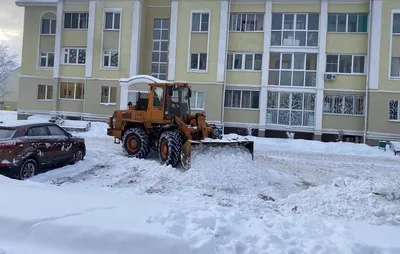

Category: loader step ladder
[114, 137, 121, 144]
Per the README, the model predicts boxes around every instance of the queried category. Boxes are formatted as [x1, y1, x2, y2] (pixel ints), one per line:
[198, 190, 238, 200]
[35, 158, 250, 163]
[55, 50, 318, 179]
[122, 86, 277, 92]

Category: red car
[0, 121, 86, 180]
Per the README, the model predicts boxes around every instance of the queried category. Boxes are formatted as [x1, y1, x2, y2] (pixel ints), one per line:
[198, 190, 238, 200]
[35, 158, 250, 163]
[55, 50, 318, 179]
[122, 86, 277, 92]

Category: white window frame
[190, 91, 205, 110]
[41, 18, 56, 35]
[62, 47, 86, 65]
[323, 94, 364, 116]
[39, 52, 54, 68]
[189, 53, 207, 71]
[268, 52, 318, 87]
[327, 13, 369, 33]
[389, 11, 400, 80]
[224, 89, 260, 110]
[63, 12, 89, 30]
[271, 13, 319, 47]
[102, 49, 119, 68]
[100, 86, 117, 105]
[104, 10, 121, 30]
[191, 12, 210, 32]
[391, 57, 400, 78]
[229, 13, 264, 32]
[59, 82, 84, 100]
[151, 18, 169, 80]
[37, 84, 53, 101]
[266, 91, 316, 127]
[226, 52, 262, 71]
[325, 54, 366, 75]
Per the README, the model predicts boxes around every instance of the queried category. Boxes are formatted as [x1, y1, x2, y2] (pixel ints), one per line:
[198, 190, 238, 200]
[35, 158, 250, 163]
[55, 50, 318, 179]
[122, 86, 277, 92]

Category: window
[229, 13, 264, 32]
[41, 18, 56, 35]
[103, 50, 119, 68]
[394, 14, 400, 34]
[64, 12, 89, 29]
[101, 86, 117, 104]
[326, 54, 365, 74]
[59, 82, 84, 100]
[271, 13, 319, 47]
[268, 52, 317, 87]
[266, 92, 315, 127]
[37, 84, 53, 100]
[63, 48, 86, 65]
[224, 90, 259, 109]
[153, 87, 164, 107]
[389, 100, 400, 120]
[151, 18, 169, 80]
[39, 52, 54, 68]
[190, 91, 205, 110]
[327, 13, 368, 33]
[191, 12, 209, 32]
[391, 57, 400, 78]
[323, 94, 364, 115]
[27, 126, 49, 136]
[190, 53, 207, 70]
[226, 52, 262, 71]
[47, 125, 67, 136]
[105, 11, 121, 30]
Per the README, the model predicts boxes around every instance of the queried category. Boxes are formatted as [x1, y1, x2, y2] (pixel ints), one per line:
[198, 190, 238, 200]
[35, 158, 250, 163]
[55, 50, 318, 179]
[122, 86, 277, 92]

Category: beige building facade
[14, 0, 400, 144]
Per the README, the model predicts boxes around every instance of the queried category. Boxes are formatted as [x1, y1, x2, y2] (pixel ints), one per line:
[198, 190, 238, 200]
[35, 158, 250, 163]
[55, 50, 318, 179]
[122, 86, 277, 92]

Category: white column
[258, 0, 272, 128]
[129, 0, 142, 77]
[168, 0, 179, 81]
[53, 0, 64, 78]
[315, 0, 328, 133]
[216, 0, 229, 83]
[368, 0, 382, 90]
[120, 84, 129, 110]
[85, 0, 96, 78]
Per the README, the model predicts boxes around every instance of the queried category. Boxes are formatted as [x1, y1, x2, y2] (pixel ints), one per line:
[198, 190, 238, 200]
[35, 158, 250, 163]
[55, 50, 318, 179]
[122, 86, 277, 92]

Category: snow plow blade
[181, 139, 254, 170]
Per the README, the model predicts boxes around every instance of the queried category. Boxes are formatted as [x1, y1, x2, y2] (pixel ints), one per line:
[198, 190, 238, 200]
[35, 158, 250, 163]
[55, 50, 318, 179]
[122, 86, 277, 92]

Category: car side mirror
[67, 133, 72, 138]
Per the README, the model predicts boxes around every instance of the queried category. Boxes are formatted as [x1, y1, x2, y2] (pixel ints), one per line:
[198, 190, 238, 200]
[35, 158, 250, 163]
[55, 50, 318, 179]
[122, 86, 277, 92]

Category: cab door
[151, 86, 165, 122]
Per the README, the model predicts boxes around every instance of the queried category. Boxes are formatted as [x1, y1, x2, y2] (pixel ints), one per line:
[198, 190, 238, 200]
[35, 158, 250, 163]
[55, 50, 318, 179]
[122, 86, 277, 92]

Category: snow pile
[72, 121, 110, 139]
[27, 114, 51, 121]
[279, 177, 400, 226]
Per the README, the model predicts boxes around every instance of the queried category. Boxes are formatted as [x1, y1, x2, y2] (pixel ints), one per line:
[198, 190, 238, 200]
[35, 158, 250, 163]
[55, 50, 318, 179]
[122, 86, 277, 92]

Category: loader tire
[159, 131, 182, 168]
[122, 128, 151, 159]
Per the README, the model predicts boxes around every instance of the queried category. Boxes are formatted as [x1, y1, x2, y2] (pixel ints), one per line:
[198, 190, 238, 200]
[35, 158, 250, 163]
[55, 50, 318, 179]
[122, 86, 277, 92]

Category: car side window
[47, 125, 67, 136]
[27, 126, 49, 136]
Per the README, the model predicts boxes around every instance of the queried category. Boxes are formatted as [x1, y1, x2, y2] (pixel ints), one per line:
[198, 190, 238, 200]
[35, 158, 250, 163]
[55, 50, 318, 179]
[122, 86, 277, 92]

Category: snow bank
[279, 178, 400, 226]
[1, 178, 400, 254]
[254, 136, 395, 158]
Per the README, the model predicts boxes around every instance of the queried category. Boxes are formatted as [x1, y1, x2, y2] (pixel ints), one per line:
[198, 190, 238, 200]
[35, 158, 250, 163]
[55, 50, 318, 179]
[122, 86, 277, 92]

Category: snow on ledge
[15, 0, 57, 7]
[119, 75, 173, 86]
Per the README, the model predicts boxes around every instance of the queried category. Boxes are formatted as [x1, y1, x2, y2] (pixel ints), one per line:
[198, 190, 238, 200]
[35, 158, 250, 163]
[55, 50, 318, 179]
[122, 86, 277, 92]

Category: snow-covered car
[0, 121, 86, 180]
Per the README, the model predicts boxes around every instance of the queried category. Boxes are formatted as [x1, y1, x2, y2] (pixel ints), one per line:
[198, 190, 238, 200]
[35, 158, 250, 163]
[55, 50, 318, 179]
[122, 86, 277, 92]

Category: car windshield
[0, 128, 16, 139]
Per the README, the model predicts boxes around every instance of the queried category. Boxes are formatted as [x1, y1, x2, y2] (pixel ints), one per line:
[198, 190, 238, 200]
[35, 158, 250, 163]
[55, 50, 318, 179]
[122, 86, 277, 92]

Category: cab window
[153, 87, 164, 108]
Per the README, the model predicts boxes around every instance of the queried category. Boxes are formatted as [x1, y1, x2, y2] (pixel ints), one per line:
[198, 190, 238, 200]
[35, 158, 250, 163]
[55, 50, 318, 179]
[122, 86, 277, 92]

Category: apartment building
[14, 0, 400, 144]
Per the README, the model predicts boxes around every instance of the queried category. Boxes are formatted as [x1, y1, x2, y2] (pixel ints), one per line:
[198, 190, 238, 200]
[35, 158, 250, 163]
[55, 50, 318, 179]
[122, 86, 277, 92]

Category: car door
[46, 124, 72, 162]
[26, 125, 53, 166]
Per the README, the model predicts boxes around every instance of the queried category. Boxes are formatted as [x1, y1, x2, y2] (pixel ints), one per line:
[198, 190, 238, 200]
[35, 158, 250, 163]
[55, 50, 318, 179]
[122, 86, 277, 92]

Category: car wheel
[72, 147, 84, 163]
[19, 159, 38, 180]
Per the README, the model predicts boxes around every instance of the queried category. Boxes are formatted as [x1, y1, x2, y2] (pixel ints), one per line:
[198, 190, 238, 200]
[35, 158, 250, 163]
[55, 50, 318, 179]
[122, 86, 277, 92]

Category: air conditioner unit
[324, 73, 337, 81]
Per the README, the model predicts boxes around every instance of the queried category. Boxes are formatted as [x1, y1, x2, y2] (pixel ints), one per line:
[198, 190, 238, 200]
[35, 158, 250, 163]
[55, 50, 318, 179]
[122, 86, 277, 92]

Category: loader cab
[164, 85, 192, 120]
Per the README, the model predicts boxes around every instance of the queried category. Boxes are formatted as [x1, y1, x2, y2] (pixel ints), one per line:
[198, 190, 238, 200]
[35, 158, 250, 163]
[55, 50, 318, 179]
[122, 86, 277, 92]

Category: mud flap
[180, 139, 255, 170]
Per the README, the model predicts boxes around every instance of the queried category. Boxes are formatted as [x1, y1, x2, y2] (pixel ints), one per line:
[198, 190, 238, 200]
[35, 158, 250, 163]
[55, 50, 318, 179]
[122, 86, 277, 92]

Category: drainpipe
[220, 0, 231, 133]
[363, 0, 373, 144]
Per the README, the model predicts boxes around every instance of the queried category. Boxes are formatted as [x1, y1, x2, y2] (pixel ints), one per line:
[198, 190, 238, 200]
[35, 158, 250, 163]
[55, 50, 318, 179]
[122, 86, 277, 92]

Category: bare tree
[0, 44, 18, 99]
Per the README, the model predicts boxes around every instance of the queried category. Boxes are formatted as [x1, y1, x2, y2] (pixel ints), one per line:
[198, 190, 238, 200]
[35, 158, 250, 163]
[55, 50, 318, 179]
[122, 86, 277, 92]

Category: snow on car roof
[0, 120, 50, 128]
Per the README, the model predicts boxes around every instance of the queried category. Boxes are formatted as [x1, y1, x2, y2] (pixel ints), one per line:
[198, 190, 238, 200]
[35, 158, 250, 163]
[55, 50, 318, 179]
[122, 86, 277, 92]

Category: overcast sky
[0, 0, 24, 64]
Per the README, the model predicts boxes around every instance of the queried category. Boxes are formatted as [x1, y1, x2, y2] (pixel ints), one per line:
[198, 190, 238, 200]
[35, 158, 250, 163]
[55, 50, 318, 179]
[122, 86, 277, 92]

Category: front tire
[19, 159, 38, 180]
[159, 131, 183, 168]
[71, 147, 85, 164]
[122, 128, 151, 158]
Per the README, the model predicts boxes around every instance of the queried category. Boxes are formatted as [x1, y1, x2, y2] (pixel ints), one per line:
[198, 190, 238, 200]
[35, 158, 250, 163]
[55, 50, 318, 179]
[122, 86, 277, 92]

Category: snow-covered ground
[1, 110, 400, 253]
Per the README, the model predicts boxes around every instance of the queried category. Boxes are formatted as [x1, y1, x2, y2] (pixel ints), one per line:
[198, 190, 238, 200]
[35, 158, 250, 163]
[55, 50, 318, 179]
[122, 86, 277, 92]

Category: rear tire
[159, 131, 182, 168]
[19, 159, 38, 180]
[122, 128, 151, 158]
